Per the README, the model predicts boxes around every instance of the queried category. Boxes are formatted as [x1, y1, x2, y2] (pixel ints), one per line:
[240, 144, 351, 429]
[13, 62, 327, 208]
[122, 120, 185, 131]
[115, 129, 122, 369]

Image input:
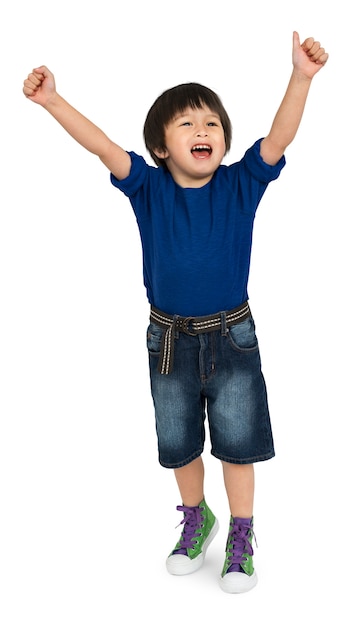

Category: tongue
[192, 150, 209, 159]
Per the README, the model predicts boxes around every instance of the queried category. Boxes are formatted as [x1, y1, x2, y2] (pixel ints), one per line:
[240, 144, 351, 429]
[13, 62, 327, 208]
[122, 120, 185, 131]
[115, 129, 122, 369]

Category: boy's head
[143, 83, 232, 169]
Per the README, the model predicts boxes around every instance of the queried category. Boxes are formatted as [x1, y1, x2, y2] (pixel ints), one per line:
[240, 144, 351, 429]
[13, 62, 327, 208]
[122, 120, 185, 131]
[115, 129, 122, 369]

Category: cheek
[220, 137, 227, 154]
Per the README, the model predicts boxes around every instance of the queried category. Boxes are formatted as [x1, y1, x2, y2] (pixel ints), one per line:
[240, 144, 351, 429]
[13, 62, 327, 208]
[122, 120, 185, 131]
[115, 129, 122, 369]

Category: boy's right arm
[23, 66, 131, 181]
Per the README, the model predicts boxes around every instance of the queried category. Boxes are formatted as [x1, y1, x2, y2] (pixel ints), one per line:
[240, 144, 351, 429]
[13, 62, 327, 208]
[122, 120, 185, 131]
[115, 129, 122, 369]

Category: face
[154, 105, 226, 188]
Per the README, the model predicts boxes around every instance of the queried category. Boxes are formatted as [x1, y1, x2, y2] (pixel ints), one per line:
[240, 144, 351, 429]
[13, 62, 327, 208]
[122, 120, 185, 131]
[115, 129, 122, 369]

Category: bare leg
[222, 462, 254, 518]
[174, 456, 205, 507]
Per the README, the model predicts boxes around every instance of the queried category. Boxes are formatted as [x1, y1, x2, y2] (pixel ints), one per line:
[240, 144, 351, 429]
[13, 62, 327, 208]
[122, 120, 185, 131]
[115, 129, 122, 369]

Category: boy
[23, 31, 328, 593]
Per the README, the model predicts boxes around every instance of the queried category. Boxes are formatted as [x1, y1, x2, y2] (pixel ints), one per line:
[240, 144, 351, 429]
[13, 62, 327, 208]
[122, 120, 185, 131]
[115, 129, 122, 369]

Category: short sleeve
[110, 152, 148, 197]
[243, 138, 286, 183]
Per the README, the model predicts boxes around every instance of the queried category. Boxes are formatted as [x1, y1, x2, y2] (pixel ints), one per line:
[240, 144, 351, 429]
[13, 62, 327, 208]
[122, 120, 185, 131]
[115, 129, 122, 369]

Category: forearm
[43, 92, 112, 158]
[269, 69, 312, 150]
[260, 69, 313, 165]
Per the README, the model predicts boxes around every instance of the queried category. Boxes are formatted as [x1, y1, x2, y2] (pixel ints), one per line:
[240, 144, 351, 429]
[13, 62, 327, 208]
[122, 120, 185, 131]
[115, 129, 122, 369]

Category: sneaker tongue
[228, 563, 243, 573]
[173, 548, 187, 555]
[226, 517, 253, 574]
[233, 517, 252, 526]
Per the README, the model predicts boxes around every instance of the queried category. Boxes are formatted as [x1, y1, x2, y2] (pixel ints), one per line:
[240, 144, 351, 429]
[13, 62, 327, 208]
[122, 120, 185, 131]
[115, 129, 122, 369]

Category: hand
[292, 31, 329, 79]
[23, 66, 56, 106]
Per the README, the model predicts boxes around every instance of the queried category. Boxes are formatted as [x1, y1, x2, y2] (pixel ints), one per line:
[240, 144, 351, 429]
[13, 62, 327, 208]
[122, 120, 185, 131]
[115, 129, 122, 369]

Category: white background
[1, 1, 359, 624]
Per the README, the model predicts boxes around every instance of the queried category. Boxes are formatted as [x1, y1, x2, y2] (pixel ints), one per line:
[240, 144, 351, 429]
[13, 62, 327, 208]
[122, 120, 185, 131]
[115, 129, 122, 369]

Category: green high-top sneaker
[220, 516, 258, 593]
[166, 499, 219, 575]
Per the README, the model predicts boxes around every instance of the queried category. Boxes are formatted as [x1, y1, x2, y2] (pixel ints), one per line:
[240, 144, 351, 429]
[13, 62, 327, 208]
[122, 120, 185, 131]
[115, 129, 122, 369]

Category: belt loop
[220, 311, 227, 336]
[173, 314, 180, 339]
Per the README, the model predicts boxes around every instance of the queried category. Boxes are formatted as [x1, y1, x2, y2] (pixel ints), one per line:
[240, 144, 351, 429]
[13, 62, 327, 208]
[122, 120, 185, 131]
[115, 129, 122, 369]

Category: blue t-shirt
[111, 138, 285, 317]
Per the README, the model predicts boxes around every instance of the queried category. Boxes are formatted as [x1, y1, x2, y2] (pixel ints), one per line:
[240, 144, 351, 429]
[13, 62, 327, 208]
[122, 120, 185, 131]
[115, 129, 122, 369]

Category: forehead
[173, 105, 220, 120]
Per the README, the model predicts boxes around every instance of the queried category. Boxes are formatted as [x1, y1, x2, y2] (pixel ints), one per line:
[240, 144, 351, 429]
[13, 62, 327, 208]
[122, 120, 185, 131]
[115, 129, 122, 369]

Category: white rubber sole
[219, 569, 258, 593]
[166, 518, 219, 576]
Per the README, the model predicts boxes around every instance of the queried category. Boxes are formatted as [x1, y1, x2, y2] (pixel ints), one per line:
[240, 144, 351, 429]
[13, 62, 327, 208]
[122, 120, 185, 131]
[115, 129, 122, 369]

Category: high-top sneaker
[220, 516, 258, 593]
[166, 499, 219, 575]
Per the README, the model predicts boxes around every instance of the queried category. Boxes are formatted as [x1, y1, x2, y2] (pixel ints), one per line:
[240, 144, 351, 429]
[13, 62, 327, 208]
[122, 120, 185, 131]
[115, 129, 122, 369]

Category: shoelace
[173, 505, 204, 554]
[227, 519, 257, 573]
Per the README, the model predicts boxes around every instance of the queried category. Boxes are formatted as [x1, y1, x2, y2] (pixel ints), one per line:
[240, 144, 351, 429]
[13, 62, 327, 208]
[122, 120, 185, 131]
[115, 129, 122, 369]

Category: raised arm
[260, 31, 328, 166]
[23, 66, 131, 180]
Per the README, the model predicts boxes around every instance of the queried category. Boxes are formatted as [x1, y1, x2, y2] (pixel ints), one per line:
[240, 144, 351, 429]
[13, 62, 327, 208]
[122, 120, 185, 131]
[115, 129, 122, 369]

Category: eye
[207, 121, 218, 127]
[181, 121, 192, 126]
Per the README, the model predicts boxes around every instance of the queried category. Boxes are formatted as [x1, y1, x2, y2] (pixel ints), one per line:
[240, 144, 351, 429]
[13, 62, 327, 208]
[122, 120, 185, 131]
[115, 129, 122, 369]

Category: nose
[196, 126, 208, 137]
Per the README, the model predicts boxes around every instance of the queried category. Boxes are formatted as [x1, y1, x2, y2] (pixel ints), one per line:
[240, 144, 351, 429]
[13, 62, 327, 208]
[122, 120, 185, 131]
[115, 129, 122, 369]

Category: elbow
[260, 136, 288, 166]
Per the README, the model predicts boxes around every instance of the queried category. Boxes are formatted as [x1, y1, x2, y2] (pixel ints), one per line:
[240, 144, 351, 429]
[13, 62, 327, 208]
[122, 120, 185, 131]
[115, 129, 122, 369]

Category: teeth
[192, 144, 211, 151]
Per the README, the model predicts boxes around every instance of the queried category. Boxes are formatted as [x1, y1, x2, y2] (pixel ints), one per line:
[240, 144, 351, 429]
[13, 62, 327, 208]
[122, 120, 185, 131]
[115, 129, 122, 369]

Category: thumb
[33, 65, 49, 77]
[293, 31, 300, 48]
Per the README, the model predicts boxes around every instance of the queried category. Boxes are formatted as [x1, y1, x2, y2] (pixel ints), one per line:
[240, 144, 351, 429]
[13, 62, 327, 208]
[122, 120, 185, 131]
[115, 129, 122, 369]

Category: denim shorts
[146, 314, 275, 469]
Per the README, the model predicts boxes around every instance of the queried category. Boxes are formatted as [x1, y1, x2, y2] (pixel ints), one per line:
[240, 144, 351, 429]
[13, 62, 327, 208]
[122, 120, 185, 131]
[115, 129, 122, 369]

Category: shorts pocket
[227, 317, 258, 353]
[146, 322, 163, 355]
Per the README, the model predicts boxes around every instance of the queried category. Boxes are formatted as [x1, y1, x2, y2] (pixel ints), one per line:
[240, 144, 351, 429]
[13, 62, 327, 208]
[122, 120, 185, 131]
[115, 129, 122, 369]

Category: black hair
[143, 82, 232, 168]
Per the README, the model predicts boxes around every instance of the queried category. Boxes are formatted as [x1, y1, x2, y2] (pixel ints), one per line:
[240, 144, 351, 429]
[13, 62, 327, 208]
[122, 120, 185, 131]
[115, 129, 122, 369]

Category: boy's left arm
[260, 31, 329, 166]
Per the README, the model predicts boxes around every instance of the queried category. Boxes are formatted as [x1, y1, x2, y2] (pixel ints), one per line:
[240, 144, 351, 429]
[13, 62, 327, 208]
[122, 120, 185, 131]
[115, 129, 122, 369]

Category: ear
[153, 147, 169, 159]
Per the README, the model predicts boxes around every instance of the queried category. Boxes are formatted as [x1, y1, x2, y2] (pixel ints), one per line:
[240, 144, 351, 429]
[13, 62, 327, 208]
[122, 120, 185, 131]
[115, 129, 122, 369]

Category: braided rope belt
[150, 301, 250, 375]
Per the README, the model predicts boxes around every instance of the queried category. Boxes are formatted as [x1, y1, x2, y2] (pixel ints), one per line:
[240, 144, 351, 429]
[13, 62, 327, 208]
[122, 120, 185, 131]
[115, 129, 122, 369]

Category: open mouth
[191, 144, 212, 158]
